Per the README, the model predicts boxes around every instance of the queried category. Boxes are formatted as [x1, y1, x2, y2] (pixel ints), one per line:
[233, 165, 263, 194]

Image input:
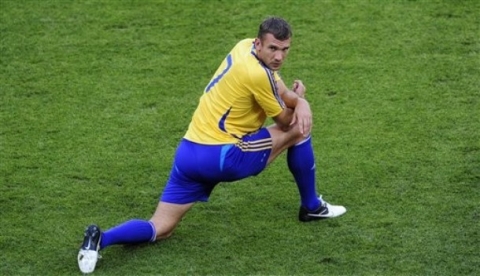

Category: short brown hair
[257, 17, 292, 41]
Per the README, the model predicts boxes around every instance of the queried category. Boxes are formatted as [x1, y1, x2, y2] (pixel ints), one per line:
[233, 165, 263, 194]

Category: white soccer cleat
[78, 249, 100, 274]
[78, 225, 102, 273]
[299, 196, 347, 222]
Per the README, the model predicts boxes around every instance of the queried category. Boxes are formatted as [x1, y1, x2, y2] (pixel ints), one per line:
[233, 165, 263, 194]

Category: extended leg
[78, 201, 194, 274]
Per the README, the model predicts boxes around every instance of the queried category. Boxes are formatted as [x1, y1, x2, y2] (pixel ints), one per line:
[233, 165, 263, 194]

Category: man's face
[254, 33, 291, 71]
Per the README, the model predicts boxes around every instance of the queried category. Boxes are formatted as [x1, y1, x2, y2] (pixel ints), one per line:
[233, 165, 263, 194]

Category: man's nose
[274, 51, 284, 61]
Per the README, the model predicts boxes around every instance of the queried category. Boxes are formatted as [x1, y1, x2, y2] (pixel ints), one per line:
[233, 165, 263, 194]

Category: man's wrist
[295, 97, 307, 107]
[295, 91, 305, 98]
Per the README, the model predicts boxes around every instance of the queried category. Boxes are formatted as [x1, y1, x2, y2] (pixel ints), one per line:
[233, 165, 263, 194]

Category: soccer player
[78, 16, 346, 273]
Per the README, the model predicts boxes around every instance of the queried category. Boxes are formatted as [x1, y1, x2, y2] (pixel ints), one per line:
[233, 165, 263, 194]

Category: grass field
[1, 0, 479, 275]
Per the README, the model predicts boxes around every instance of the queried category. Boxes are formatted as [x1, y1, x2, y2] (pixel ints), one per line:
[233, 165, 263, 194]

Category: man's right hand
[290, 98, 312, 137]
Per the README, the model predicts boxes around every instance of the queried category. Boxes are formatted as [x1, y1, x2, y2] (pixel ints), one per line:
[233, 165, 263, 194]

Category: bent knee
[287, 124, 310, 144]
[267, 123, 310, 147]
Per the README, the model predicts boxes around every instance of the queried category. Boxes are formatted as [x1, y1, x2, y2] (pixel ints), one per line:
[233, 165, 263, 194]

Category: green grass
[1, 0, 479, 275]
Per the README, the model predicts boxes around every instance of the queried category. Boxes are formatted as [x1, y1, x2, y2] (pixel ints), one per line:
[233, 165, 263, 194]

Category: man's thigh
[266, 123, 304, 164]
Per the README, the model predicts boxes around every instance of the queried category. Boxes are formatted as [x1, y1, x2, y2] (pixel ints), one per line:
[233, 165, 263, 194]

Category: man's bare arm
[272, 79, 312, 135]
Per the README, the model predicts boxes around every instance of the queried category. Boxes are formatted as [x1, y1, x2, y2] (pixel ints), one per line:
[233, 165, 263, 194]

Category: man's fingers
[290, 114, 297, 126]
[306, 119, 312, 136]
[301, 117, 312, 137]
[299, 119, 304, 135]
[292, 81, 299, 91]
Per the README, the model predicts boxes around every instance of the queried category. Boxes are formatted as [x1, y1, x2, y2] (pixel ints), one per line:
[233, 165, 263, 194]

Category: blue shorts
[160, 128, 272, 204]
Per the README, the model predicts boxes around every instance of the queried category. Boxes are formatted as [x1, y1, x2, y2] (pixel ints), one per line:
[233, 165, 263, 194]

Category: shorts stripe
[236, 137, 272, 152]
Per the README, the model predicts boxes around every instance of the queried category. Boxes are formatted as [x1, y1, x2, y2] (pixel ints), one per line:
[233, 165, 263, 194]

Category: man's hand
[273, 79, 311, 134]
[290, 98, 312, 137]
[292, 80, 306, 98]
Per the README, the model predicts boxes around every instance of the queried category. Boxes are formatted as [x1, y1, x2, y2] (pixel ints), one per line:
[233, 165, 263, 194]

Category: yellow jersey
[184, 39, 285, 144]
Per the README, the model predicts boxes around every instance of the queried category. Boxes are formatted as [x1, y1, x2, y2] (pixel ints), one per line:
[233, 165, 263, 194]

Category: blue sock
[287, 136, 321, 211]
[100, 219, 156, 250]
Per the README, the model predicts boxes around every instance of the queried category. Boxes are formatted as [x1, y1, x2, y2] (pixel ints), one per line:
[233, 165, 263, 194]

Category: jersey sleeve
[246, 67, 285, 118]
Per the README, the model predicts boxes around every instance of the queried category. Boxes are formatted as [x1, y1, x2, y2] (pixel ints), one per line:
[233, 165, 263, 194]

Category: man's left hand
[292, 80, 306, 98]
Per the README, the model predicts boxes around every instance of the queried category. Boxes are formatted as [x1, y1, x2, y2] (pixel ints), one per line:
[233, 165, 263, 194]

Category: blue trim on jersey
[250, 45, 285, 109]
[205, 54, 233, 93]
[218, 107, 232, 132]
[261, 66, 285, 109]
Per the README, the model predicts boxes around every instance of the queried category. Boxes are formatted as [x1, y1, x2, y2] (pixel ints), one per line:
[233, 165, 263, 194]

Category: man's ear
[254, 38, 261, 50]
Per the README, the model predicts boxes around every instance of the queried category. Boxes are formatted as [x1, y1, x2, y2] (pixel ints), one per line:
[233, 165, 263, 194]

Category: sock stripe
[294, 135, 311, 146]
[148, 221, 157, 242]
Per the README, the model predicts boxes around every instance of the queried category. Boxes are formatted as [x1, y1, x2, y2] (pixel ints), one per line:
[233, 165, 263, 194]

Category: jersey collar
[250, 41, 272, 71]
